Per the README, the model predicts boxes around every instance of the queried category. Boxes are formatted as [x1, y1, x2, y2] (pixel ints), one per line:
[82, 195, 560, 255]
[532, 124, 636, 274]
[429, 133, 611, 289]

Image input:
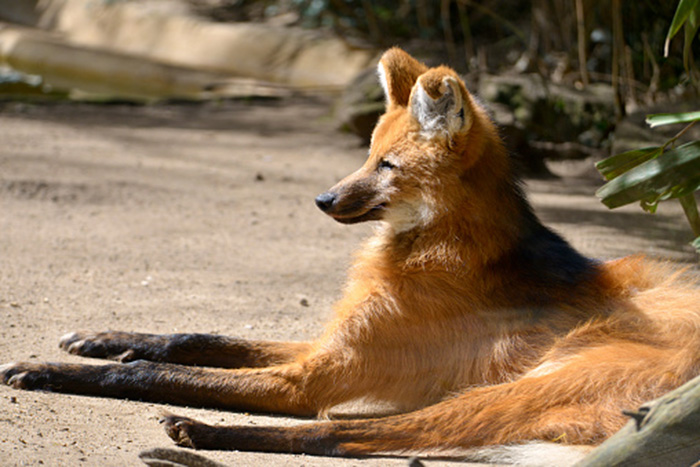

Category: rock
[486, 101, 553, 177]
[0, 0, 378, 93]
[139, 447, 227, 467]
[479, 74, 615, 146]
[335, 67, 385, 145]
[479, 74, 616, 176]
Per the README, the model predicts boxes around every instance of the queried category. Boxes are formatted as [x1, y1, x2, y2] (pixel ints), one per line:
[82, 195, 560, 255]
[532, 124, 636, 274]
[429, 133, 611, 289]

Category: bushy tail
[458, 442, 592, 466]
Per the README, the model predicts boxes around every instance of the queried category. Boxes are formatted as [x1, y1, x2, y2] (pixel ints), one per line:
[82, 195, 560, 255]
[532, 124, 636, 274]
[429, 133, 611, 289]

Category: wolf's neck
[372, 177, 528, 273]
[374, 180, 595, 291]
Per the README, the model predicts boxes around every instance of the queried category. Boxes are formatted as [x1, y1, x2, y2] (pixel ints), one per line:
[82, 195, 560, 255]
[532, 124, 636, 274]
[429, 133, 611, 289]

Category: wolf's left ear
[409, 68, 472, 139]
[378, 48, 428, 109]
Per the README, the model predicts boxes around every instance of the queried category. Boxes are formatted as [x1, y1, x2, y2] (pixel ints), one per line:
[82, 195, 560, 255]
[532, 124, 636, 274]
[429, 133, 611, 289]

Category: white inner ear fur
[411, 76, 471, 138]
[377, 61, 391, 107]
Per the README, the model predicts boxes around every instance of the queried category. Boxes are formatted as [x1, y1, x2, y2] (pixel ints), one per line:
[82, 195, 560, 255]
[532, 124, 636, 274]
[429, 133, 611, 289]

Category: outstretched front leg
[60, 331, 311, 368]
[0, 359, 319, 415]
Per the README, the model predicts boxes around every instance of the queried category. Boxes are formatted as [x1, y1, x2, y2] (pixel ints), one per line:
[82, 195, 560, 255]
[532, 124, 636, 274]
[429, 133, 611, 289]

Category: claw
[0, 363, 33, 389]
[66, 340, 87, 355]
[58, 332, 81, 349]
[0, 362, 16, 384]
[160, 414, 199, 448]
[6, 372, 29, 389]
[116, 349, 137, 363]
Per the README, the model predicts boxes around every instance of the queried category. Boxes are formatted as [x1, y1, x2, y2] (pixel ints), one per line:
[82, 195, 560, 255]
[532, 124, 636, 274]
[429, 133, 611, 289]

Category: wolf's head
[316, 48, 510, 234]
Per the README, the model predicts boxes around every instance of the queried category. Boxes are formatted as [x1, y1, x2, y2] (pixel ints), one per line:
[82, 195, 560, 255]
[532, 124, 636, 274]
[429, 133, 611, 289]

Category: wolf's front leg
[59, 331, 311, 368]
[0, 360, 319, 416]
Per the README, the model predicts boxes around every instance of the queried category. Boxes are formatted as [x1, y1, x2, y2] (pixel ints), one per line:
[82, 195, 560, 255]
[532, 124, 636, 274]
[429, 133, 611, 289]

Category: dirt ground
[0, 98, 697, 467]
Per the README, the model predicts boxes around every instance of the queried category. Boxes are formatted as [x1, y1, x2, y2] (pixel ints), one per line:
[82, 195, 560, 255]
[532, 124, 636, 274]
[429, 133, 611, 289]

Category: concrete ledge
[0, 0, 377, 91]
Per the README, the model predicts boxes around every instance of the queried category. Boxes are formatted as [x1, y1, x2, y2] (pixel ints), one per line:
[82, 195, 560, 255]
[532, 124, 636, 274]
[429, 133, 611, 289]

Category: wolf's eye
[377, 159, 396, 171]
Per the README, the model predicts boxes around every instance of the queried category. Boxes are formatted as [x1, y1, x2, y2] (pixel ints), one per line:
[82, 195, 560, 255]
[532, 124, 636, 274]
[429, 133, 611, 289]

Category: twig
[611, 0, 625, 119]
[458, 0, 528, 46]
[456, 2, 475, 66]
[361, 0, 383, 46]
[442, 0, 457, 65]
[575, 0, 589, 86]
[642, 33, 660, 102]
[624, 44, 637, 104]
[663, 120, 698, 150]
[416, 0, 430, 34]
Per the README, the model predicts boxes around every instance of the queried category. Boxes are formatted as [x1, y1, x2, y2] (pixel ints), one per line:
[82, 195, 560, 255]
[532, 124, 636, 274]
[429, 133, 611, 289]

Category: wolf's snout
[315, 192, 337, 212]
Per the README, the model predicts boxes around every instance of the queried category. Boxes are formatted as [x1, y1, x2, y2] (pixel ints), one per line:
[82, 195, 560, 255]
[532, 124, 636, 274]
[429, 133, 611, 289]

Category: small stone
[299, 298, 310, 307]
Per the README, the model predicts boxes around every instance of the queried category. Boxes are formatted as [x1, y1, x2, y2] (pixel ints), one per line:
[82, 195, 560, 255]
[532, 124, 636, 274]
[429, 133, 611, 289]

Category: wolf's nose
[315, 192, 337, 212]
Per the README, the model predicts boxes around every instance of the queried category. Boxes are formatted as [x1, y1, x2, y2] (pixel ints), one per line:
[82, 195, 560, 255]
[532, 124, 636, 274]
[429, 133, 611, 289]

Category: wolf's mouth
[331, 204, 386, 224]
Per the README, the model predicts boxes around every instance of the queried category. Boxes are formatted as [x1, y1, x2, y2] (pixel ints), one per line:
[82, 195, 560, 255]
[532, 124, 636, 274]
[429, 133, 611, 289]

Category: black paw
[161, 414, 203, 449]
[0, 362, 55, 390]
[59, 331, 140, 362]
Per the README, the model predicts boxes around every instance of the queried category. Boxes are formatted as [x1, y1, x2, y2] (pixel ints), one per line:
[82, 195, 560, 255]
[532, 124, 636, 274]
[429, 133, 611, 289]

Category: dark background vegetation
[195, 0, 697, 114]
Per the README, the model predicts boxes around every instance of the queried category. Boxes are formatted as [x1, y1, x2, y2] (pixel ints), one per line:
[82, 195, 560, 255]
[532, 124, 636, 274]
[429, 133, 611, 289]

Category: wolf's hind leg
[159, 345, 682, 455]
[60, 331, 311, 368]
[158, 389, 612, 456]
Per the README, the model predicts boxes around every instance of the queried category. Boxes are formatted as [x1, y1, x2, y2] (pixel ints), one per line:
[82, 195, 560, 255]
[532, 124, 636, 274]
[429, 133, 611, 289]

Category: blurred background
[1, 0, 699, 176]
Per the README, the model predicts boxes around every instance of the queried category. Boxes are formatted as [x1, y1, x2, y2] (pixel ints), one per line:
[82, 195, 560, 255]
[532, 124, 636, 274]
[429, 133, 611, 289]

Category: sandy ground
[0, 98, 697, 467]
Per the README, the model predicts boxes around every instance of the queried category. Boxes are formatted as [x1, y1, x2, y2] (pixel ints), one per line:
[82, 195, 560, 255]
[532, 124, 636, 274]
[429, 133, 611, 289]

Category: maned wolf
[2, 48, 700, 460]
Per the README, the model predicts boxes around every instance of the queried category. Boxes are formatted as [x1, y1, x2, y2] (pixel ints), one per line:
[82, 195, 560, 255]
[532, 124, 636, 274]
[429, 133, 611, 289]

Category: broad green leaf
[665, 0, 700, 56]
[595, 147, 662, 180]
[596, 141, 700, 209]
[646, 111, 700, 127]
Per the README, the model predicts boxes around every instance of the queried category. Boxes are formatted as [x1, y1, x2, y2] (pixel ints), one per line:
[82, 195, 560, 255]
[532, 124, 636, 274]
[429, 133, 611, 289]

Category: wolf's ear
[378, 48, 428, 109]
[409, 68, 472, 139]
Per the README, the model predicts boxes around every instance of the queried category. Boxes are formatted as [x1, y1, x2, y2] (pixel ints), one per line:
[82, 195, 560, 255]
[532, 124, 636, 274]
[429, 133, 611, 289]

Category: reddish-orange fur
[2, 48, 699, 457]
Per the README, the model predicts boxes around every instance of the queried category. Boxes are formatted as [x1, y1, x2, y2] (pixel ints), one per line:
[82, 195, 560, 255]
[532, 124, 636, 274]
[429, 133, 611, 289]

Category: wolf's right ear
[409, 68, 472, 140]
[378, 48, 428, 109]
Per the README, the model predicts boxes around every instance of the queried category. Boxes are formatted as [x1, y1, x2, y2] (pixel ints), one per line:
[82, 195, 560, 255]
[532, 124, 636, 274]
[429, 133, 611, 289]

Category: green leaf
[684, 6, 700, 71]
[640, 197, 660, 213]
[596, 147, 662, 180]
[646, 111, 700, 127]
[665, 0, 700, 56]
[679, 193, 700, 236]
[692, 235, 700, 254]
[596, 141, 700, 209]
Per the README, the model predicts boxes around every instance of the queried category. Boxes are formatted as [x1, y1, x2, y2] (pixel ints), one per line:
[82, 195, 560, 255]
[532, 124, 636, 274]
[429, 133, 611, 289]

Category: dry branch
[577, 374, 700, 467]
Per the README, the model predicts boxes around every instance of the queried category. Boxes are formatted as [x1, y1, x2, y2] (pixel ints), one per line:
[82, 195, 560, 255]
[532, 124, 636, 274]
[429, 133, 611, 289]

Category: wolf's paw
[161, 414, 204, 449]
[0, 362, 54, 390]
[59, 331, 139, 362]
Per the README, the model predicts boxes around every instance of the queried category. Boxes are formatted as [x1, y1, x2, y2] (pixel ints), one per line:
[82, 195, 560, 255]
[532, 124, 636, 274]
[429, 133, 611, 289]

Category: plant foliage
[596, 0, 700, 254]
